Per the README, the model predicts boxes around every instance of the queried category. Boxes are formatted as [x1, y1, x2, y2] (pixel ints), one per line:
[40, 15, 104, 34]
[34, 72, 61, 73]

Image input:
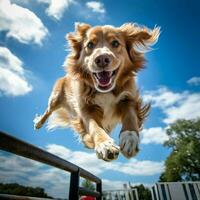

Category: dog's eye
[87, 41, 94, 49]
[111, 40, 120, 48]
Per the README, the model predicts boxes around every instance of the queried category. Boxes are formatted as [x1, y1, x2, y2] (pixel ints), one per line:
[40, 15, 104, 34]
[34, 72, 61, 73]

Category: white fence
[151, 182, 200, 200]
[102, 189, 139, 200]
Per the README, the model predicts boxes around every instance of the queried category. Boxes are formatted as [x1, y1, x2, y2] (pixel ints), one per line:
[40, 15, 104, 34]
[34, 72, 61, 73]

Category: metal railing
[0, 131, 102, 200]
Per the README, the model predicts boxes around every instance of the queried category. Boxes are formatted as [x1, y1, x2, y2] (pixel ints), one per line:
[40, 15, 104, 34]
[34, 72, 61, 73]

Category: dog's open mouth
[93, 69, 118, 91]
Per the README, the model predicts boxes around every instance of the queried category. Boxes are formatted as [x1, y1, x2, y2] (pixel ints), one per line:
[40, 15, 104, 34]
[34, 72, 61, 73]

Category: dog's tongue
[96, 71, 112, 86]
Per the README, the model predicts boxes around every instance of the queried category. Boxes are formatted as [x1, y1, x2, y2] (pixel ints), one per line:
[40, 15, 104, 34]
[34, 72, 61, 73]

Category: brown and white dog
[34, 23, 160, 161]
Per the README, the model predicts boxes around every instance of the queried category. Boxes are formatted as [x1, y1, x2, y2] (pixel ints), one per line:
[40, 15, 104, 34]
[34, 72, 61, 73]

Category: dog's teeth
[96, 73, 101, 79]
[109, 77, 112, 84]
[108, 71, 112, 77]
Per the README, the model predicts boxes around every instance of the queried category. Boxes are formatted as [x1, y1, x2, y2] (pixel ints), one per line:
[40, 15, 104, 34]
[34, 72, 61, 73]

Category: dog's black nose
[95, 54, 111, 68]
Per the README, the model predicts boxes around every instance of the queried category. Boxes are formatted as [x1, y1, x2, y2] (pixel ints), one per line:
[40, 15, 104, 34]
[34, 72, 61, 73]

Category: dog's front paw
[95, 139, 120, 161]
[119, 130, 139, 158]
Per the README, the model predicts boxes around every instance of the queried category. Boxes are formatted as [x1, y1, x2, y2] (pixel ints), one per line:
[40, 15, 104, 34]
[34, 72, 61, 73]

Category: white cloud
[0, 47, 24, 74]
[143, 87, 188, 108]
[141, 127, 169, 144]
[102, 179, 153, 191]
[0, 47, 32, 96]
[31, 168, 69, 198]
[86, 1, 105, 13]
[46, 144, 164, 176]
[11, 0, 106, 21]
[46, 144, 108, 175]
[0, 0, 48, 45]
[163, 93, 200, 123]
[143, 87, 200, 124]
[0, 152, 40, 174]
[111, 159, 164, 176]
[187, 76, 200, 86]
[102, 179, 126, 191]
[38, 0, 74, 20]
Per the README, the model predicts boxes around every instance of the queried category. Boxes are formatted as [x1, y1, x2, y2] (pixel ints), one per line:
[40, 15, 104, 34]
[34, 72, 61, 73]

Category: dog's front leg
[87, 119, 119, 161]
[119, 106, 140, 158]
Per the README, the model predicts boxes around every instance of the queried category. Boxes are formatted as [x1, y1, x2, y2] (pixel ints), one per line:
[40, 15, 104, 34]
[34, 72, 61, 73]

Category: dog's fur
[34, 23, 160, 161]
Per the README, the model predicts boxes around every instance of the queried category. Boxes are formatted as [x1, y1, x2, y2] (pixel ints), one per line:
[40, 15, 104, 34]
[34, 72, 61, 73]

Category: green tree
[159, 118, 200, 182]
[132, 184, 152, 200]
[81, 179, 95, 191]
[0, 183, 52, 198]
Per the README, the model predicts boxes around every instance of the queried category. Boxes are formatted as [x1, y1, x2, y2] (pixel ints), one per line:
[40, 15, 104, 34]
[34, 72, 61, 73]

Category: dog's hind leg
[34, 77, 66, 130]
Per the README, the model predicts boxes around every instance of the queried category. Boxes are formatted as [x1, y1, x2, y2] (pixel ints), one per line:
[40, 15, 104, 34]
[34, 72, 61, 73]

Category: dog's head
[66, 23, 160, 93]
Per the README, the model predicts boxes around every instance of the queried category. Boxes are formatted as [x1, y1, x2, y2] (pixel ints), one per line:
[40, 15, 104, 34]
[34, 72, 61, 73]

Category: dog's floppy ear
[66, 22, 91, 59]
[120, 23, 160, 71]
[120, 23, 160, 53]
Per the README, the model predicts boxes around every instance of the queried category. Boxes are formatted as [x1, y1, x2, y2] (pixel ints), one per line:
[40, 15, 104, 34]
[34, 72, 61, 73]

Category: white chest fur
[94, 93, 119, 133]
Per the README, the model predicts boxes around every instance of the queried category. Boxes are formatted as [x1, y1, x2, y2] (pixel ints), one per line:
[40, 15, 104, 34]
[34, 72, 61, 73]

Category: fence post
[97, 180, 102, 200]
[69, 169, 80, 200]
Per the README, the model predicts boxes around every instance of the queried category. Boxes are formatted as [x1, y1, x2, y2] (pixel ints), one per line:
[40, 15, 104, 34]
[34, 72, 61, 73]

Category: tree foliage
[0, 183, 52, 198]
[132, 184, 152, 200]
[81, 179, 95, 191]
[160, 118, 200, 182]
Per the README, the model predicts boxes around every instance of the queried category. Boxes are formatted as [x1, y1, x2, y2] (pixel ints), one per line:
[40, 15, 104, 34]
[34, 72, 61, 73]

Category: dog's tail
[47, 108, 69, 131]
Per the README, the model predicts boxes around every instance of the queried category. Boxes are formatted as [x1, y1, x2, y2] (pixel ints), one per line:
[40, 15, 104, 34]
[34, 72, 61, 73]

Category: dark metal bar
[0, 131, 100, 183]
[79, 187, 100, 197]
[0, 194, 53, 200]
[96, 180, 102, 200]
[69, 169, 80, 200]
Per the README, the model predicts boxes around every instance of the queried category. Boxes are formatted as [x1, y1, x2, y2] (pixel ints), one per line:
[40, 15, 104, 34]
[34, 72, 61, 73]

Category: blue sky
[0, 0, 200, 198]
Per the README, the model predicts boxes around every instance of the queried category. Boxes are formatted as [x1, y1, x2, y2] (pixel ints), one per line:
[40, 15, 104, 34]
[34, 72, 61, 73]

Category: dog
[34, 22, 160, 161]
